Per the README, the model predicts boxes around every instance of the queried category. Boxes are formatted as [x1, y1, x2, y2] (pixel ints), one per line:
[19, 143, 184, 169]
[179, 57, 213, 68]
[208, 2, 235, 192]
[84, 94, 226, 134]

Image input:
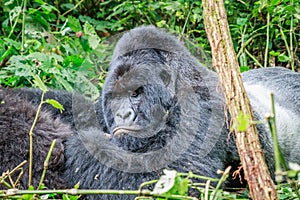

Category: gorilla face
[101, 49, 178, 152]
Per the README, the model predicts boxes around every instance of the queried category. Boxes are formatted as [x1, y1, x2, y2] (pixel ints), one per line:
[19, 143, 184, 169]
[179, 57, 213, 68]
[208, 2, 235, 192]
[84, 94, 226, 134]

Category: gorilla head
[102, 50, 178, 152]
[81, 26, 228, 171]
[67, 26, 229, 194]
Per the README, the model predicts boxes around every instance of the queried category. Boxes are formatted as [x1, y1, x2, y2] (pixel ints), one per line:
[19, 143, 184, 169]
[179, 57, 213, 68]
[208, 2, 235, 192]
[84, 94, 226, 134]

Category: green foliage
[1, 0, 299, 94]
[45, 98, 64, 112]
[152, 170, 189, 199]
[228, 0, 300, 70]
[0, 0, 299, 199]
[1, 1, 299, 94]
[232, 112, 251, 132]
[0, 0, 112, 100]
[62, 194, 79, 200]
[22, 185, 34, 200]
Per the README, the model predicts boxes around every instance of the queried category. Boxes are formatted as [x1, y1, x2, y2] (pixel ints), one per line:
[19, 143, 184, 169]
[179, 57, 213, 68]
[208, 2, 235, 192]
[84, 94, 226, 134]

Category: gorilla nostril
[124, 111, 131, 119]
[116, 108, 135, 124]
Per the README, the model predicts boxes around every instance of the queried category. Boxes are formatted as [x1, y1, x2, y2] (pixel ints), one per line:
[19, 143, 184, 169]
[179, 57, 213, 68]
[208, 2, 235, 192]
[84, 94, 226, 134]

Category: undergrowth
[0, 0, 299, 199]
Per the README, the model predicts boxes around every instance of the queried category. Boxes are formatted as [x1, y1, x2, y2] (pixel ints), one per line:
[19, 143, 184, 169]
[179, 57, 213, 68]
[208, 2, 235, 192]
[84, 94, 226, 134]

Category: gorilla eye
[131, 87, 143, 98]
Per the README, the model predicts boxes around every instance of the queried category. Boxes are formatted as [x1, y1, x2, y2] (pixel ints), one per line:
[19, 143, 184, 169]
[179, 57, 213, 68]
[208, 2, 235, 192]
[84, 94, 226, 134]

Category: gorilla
[0, 89, 73, 189]
[0, 26, 299, 199]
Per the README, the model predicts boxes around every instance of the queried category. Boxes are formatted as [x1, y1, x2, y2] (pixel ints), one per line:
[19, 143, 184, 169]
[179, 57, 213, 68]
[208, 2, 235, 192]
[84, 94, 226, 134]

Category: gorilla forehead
[103, 49, 174, 96]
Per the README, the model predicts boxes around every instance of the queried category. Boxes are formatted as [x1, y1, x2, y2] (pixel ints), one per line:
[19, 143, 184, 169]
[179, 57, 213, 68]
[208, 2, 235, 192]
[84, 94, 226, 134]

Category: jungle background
[0, 0, 299, 199]
[1, 0, 299, 96]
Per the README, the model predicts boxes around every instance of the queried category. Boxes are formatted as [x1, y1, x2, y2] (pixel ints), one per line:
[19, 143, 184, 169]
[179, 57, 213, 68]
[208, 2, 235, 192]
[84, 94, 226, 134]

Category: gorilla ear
[159, 70, 172, 86]
[159, 69, 177, 95]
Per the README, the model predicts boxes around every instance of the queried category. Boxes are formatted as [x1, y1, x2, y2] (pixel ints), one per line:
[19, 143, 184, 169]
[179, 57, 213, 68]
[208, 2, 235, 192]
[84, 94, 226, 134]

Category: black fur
[1, 26, 299, 200]
[64, 26, 300, 199]
[0, 89, 72, 189]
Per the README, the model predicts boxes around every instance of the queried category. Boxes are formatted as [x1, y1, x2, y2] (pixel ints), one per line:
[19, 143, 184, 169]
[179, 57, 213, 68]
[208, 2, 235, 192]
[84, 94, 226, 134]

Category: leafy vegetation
[1, 0, 299, 91]
[0, 0, 299, 199]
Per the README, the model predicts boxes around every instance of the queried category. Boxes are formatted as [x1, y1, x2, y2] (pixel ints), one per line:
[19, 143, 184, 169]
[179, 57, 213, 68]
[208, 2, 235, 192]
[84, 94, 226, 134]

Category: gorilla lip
[112, 126, 143, 136]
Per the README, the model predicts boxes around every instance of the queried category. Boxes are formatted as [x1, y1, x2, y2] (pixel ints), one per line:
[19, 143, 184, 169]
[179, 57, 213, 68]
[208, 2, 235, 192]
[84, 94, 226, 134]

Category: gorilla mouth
[112, 126, 144, 137]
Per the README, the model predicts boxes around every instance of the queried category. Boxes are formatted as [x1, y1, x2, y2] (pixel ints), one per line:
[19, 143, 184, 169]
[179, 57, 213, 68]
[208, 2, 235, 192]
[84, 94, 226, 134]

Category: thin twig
[211, 166, 231, 200]
[0, 161, 27, 189]
[0, 189, 197, 199]
[61, 0, 85, 17]
[21, 0, 27, 54]
[264, 12, 270, 68]
[38, 140, 57, 190]
[28, 92, 45, 187]
[289, 0, 295, 71]
[279, 25, 293, 69]
[245, 48, 263, 68]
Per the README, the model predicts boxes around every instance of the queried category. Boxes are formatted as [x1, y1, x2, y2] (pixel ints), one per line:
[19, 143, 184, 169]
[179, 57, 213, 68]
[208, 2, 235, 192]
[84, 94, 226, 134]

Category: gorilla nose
[115, 108, 135, 125]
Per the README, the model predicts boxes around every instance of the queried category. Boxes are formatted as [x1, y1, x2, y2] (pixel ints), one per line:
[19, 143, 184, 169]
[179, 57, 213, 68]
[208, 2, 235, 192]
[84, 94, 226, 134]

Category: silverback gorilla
[1, 26, 299, 199]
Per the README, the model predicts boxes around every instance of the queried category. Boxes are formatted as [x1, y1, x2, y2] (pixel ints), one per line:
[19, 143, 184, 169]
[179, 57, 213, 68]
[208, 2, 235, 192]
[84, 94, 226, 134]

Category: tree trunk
[202, 1, 278, 199]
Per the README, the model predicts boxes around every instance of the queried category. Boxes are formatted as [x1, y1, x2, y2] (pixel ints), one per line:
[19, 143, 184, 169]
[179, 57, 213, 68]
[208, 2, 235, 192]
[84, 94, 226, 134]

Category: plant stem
[0, 189, 197, 199]
[61, 0, 85, 17]
[264, 12, 270, 68]
[267, 93, 281, 183]
[177, 172, 219, 182]
[211, 166, 231, 200]
[245, 48, 263, 68]
[38, 140, 56, 190]
[21, 0, 27, 55]
[266, 93, 288, 183]
[8, 4, 22, 39]
[289, 0, 295, 71]
[279, 25, 292, 69]
[239, 24, 248, 67]
[28, 92, 45, 187]
[181, 3, 193, 36]
[236, 33, 264, 58]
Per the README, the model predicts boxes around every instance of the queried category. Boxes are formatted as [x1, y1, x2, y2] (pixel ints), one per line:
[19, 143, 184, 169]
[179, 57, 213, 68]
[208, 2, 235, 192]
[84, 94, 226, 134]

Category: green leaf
[153, 169, 177, 195]
[74, 182, 80, 189]
[237, 17, 247, 26]
[74, 73, 100, 101]
[84, 22, 100, 50]
[294, 13, 300, 20]
[64, 55, 84, 70]
[45, 99, 65, 113]
[23, 185, 35, 200]
[270, 0, 280, 6]
[55, 75, 73, 91]
[23, 194, 34, 200]
[68, 16, 82, 32]
[174, 176, 189, 196]
[4, 38, 21, 50]
[240, 66, 250, 72]
[27, 52, 50, 65]
[232, 112, 251, 132]
[278, 53, 289, 62]
[0, 46, 12, 63]
[269, 51, 280, 56]
[62, 194, 79, 200]
[33, 75, 48, 93]
[153, 169, 189, 198]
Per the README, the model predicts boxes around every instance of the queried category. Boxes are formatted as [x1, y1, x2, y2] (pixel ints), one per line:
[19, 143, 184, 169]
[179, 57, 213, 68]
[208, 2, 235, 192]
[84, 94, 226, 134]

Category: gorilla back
[0, 89, 73, 189]
[64, 26, 300, 199]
